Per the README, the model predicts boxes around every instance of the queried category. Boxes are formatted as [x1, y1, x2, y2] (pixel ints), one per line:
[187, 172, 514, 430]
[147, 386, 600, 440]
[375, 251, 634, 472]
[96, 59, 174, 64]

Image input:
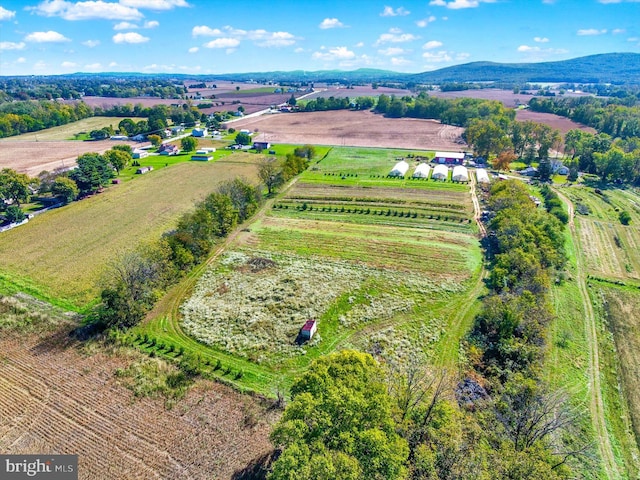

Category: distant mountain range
[25, 52, 640, 85]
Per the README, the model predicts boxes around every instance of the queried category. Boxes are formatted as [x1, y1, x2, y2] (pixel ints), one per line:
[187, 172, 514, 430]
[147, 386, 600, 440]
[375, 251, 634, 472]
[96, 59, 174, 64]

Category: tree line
[89, 177, 264, 332]
[0, 100, 93, 138]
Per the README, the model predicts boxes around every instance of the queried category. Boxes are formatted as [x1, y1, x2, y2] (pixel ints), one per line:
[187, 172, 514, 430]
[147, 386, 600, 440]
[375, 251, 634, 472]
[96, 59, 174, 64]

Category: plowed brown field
[231, 110, 466, 150]
[0, 329, 274, 480]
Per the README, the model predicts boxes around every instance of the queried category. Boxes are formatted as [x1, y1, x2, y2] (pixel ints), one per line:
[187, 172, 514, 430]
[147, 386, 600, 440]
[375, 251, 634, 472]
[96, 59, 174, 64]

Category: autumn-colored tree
[493, 151, 517, 172]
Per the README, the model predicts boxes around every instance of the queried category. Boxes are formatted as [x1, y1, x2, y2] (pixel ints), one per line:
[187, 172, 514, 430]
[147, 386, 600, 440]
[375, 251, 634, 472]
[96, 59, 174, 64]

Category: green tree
[51, 177, 79, 204]
[537, 158, 552, 182]
[103, 149, 131, 174]
[181, 136, 198, 151]
[270, 351, 409, 480]
[70, 153, 114, 195]
[375, 94, 390, 114]
[148, 134, 162, 147]
[258, 158, 283, 195]
[0, 168, 34, 206]
[112, 144, 133, 156]
[89, 128, 109, 140]
[287, 94, 297, 106]
[4, 205, 25, 223]
[118, 118, 137, 136]
[619, 210, 632, 225]
[465, 119, 511, 160]
[235, 132, 251, 145]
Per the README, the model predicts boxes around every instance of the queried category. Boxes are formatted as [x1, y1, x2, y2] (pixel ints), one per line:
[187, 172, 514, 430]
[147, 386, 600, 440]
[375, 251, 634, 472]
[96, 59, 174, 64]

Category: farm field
[0, 157, 260, 309]
[230, 110, 466, 150]
[0, 139, 136, 176]
[562, 186, 640, 282]
[598, 284, 640, 452]
[0, 309, 274, 480]
[144, 146, 484, 394]
[0, 117, 137, 142]
[515, 109, 597, 137]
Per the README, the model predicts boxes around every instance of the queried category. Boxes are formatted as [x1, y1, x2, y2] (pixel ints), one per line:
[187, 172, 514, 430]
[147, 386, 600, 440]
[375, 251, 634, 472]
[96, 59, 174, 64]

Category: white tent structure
[389, 160, 409, 177]
[476, 168, 490, 184]
[432, 164, 449, 180]
[452, 165, 469, 182]
[413, 163, 431, 178]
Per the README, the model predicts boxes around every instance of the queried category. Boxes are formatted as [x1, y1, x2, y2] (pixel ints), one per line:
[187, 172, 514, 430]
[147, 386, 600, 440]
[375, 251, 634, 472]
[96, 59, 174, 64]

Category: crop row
[273, 202, 471, 223]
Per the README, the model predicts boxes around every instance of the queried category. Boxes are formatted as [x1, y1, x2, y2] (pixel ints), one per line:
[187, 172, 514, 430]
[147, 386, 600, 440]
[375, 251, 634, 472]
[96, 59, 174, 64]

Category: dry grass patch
[0, 160, 259, 308]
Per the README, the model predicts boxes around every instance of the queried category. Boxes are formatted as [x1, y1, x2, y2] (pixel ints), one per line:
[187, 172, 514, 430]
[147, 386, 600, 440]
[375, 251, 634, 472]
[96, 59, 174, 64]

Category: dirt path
[469, 172, 486, 237]
[555, 188, 620, 479]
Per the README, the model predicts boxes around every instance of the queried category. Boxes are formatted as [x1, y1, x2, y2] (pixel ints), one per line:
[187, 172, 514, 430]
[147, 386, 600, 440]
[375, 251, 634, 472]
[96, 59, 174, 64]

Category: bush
[620, 210, 632, 225]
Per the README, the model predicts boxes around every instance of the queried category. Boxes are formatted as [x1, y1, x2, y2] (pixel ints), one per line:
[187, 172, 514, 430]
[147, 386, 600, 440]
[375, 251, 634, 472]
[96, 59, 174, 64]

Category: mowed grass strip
[0, 160, 259, 309]
[243, 216, 480, 280]
[286, 183, 472, 211]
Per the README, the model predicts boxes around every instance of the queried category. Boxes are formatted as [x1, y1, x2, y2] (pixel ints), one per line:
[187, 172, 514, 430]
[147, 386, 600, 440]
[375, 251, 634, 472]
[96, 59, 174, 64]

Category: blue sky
[0, 0, 638, 76]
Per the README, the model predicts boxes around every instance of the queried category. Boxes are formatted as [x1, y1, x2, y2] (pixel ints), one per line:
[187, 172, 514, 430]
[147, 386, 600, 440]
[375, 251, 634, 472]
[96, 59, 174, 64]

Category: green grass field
[0, 159, 260, 310]
[0, 117, 137, 141]
[136, 146, 484, 395]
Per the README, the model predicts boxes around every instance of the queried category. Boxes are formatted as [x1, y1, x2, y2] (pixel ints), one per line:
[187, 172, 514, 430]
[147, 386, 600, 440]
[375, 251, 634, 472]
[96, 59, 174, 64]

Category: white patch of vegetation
[181, 251, 462, 361]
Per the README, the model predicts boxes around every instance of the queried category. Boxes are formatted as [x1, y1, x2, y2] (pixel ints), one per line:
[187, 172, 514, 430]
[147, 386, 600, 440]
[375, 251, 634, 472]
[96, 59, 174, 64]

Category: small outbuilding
[452, 165, 469, 182]
[413, 163, 431, 179]
[389, 160, 409, 177]
[476, 168, 490, 184]
[136, 166, 153, 174]
[300, 319, 317, 340]
[191, 149, 213, 161]
[192, 128, 208, 137]
[132, 148, 148, 159]
[518, 166, 538, 177]
[434, 151, 465, 165]
[253, 141, 271, 150]
[432, 164, 449, 181]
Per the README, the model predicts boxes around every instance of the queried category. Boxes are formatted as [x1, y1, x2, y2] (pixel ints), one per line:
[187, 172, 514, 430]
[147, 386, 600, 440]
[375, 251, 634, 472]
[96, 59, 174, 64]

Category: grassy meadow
[135, 146, 485, 394]
[0, 116, 137, 141]
[0, 158, 261, 309]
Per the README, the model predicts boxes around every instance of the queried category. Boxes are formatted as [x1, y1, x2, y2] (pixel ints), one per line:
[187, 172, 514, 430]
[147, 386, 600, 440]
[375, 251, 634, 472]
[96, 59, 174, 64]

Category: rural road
[554, 188, 620, 479]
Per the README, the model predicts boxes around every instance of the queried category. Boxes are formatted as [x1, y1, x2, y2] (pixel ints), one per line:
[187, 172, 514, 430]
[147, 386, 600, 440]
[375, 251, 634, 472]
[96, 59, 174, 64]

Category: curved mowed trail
[555, 188, 620, 479]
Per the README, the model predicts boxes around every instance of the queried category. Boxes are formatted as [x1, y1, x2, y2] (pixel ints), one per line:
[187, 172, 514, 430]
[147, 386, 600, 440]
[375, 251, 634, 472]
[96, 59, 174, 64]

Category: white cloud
[456, 52, 471, 61]
[108, 61, 118, 67]
[61, 61, 77, 68]
[517, 45, 569, 55]
[251, 30, 296, 47]
[192, 25, 222, 36]
[391, 57, 412, 66]
[17, 57, 26, 63]
[534, 36, 549, 43]
[422, 50, 452, 62]
[0, 41, 26, 51]
[380, 5, 411, 16]
[194, 25, 296, 47]
[29, 0, 144, 21]
[113, 32, 149, 43]
[612, 28, 626, 34]
[423, 40, 443, 49]
[319, 18, 344, 29]
[577, 28, 607, 35]
[0, 6, 16, 20]
[374, 29, 419, 46]
[114, 21, 138, 30]
[114, 19, 159, 30]
[34, 61, 47, 70]
[84, 62, 102, 69]
[204, 38, 240, 49]
[429, 0, 496, 9]
[416, 15, 436, 27]
[379, 47, 405, 55]
[355, 42, 364, 47]
[312, 46, 356, 61]
[628, 37, 639, 41]
[598, 0, 640, 3]
[119, 0, 189, 9]
[82, 39, 100, 47]
[294, 47, 304, 53]
[188, 46, 198, 53]
[25, 31, 70, 43]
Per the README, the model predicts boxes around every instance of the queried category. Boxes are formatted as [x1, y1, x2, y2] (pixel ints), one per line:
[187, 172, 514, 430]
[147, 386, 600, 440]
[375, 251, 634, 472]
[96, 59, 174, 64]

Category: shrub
[620, 210, 632, 225]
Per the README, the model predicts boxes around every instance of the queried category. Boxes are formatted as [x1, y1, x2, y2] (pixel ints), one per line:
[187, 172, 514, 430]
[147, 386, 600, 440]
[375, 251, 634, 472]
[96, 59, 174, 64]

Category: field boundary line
[555, 187, 620, 479]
